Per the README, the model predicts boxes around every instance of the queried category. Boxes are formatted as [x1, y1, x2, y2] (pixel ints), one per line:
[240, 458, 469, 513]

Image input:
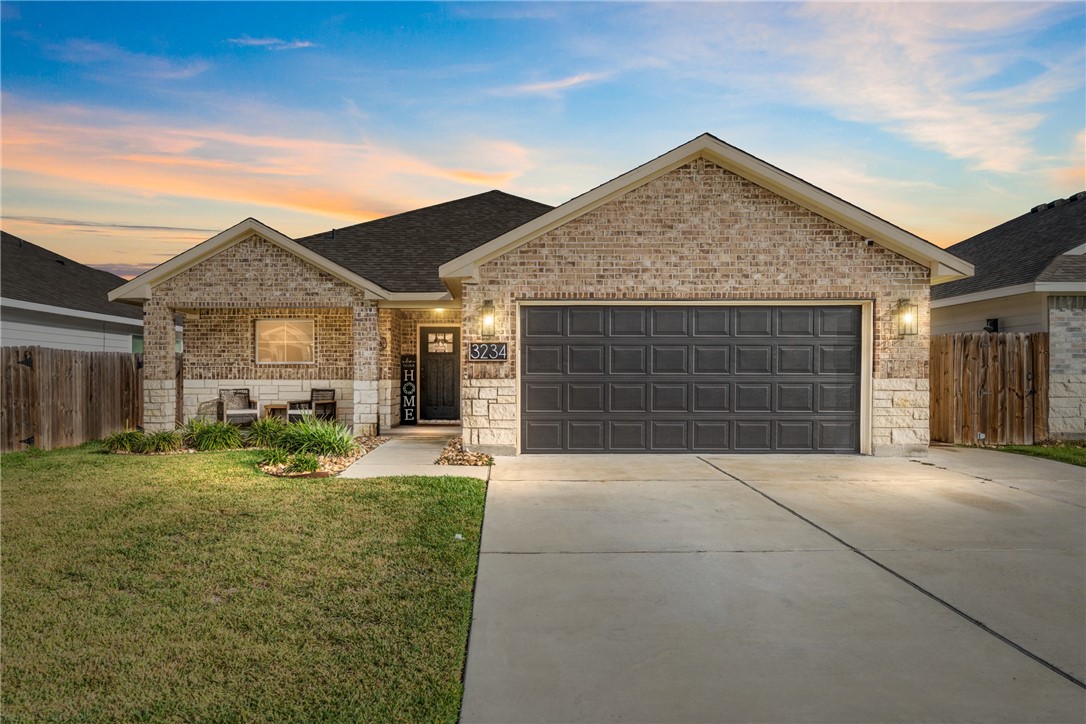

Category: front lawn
[995, 442, 1086, 468]
[1, 443, 486, 721]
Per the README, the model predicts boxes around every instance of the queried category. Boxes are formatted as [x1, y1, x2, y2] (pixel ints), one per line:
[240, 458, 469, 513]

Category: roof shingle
[1, 231, 144, 320]
[933, 192, 1086, 300]
[295, 190, 553, 293]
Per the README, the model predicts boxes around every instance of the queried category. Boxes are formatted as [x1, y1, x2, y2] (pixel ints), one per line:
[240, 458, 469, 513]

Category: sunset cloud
[494, 72, 610, 97]
[47, 39, 209, 80]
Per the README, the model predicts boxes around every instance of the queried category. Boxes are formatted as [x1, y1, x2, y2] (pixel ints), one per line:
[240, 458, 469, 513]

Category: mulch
[258, 436, 389, 477]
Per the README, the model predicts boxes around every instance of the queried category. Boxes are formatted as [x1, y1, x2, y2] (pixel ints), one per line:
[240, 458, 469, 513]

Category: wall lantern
[896, 299, 919, 337]
[480, 299, 496, 338]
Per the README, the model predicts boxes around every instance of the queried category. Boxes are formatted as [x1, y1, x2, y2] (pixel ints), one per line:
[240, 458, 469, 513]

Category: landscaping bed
[1, 443, 486, 721]
[436, 437, 494, 466]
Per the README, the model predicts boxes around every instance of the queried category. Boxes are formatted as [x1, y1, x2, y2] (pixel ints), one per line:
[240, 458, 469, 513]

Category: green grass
[1, 442, 487, 722]
[995, 442, 1086, 467]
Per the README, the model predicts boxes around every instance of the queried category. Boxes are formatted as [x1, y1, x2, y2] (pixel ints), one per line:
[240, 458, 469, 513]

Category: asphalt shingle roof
[296, 190, 554, 293]
[1, 231, 144, 320]
[933, 192, 1086, 300]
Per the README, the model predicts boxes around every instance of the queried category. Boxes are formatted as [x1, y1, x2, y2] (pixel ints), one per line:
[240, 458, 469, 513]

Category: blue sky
[2, 1, 1083, 277]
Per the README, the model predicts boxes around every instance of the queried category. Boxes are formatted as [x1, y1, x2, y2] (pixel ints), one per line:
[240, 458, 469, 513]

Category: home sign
[468, 342, 509, 362]
[400, 354, 417, 425]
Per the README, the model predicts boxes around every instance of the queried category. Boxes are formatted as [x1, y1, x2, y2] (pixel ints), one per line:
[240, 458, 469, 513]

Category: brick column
[351, 299, 379, 436]
[142, 299, 176, 431]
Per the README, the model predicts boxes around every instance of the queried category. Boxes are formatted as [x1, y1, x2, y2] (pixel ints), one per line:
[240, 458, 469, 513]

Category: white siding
[0, 309, 138, 352]
[931, 293, 1048, 335]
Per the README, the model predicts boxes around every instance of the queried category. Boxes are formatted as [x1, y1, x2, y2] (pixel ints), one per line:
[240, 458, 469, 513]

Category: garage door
[520, 305, 861, 453]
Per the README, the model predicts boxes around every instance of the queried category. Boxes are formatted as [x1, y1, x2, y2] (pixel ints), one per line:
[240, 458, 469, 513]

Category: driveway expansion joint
[698, 456, 1086, 691]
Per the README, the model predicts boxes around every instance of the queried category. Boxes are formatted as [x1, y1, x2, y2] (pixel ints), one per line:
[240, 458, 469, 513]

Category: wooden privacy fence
[930, 332, 1048, 446]
[1, 346, 144, 452]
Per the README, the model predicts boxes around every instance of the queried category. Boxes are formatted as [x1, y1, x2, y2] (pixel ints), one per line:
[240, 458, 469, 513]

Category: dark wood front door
[419, 327, 461, 420]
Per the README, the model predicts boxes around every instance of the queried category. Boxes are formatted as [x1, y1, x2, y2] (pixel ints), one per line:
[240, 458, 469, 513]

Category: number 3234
[469, 342, 508, 361]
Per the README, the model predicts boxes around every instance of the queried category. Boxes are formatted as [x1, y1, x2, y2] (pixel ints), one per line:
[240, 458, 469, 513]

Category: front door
[419, 327, 461, 420]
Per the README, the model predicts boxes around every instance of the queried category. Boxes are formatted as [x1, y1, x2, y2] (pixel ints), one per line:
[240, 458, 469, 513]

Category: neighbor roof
[296, 191, 553, 293]
[1, 231, 144, 320]
[933, 192, 1086, 300]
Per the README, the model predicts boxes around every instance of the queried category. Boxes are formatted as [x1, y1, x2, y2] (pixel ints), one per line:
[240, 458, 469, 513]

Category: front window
[255, 319, 314, 363]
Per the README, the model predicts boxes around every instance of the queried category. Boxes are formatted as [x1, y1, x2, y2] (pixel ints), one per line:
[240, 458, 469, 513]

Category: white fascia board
[1, 297, 145, 327]
[108, 218, 393, 302]
[931, 282, 1086, 308]
[1063, 242, 1086, 255]
[439, 134, 975, 285]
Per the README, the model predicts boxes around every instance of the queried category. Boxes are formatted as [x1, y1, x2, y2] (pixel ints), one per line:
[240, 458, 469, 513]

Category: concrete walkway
[461, 450, 1085, 723]
[339, 426, 490, 480]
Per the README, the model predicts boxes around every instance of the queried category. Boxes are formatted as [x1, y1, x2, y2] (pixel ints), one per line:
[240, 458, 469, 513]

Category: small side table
[263, 403, 288, 420]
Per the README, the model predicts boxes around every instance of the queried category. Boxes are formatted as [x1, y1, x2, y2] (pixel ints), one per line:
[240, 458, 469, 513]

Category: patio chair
[287, 388, 337, 422]
[218, 388, 259, 426]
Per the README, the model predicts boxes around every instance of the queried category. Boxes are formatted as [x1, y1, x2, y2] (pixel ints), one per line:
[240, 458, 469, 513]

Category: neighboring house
[110, 134, 973, 456]
[932, 193, 1086, 439]
[1, 231, 147, 352]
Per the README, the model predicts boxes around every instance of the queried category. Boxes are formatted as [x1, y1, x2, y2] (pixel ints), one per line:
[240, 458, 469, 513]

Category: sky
[1, 1, 1084, 279]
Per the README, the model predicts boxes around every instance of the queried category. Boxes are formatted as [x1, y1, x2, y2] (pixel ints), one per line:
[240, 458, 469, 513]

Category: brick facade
[461, 158, 931, 455]
[143, 235, 379, 435]
[1048, 295, 1086, 439]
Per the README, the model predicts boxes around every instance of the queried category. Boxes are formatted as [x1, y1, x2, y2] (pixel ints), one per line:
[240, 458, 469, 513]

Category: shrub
[104, 429, 146, 453]
[138, 430, 184, 454]
[285, 452, 321, 474]
[246, 416, 287, 448]
[259, 447, 290, 467]
[182, 418, 243, 452]
[279, 417, 357, 457]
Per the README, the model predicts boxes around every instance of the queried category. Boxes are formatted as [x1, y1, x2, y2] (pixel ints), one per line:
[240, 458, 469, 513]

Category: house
[932, 193, 1086, 439]
[109, 134, 973, 455]
[1, 231, 147, 352]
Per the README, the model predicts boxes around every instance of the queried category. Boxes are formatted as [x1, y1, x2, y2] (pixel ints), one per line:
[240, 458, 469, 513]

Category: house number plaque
[469, 342, 508, 362]
[400, 354, 417, 425]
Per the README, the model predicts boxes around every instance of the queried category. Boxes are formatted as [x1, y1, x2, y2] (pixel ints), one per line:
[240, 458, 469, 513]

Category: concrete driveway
[460, 448, 1085, 723]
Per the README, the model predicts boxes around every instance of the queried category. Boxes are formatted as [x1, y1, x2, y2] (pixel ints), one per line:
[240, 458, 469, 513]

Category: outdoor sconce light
[480, 299, 496, 338]
[896, 299, 919, 337]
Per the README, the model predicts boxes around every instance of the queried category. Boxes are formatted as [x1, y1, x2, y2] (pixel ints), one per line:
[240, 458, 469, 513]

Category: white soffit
[439, 133, 974, 286]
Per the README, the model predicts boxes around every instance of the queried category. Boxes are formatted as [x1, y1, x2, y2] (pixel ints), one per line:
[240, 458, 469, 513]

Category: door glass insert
[427, 332, 453, 354]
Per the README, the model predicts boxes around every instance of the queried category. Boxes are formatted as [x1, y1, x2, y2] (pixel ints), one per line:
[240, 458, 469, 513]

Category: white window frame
[255, 319, 316, 365]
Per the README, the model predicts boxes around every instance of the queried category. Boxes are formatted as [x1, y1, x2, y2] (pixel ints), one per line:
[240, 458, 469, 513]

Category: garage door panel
[693, 346, 729, 374]
[650, 384, 688, 413]
[524, 307, 564, 337]
[777, 345, 815, 374]
[569, 308, 606, 336]
[819, 345, 859, 374]
[568, 384, 605, 412]
[778, 307, 816, 336]
[610, 346, 647, 374]
[735, 421, 773, 450]
[568, 421, 605, 450]
[524, 345, 562, 375]
[693, 307, 730, 336]
[651, 346, 689, 374]
[524, 383, 563, 413]
[735, 346, 773, 374]
[651, 308, 689, 336]
[651, 421, 688, 449]
[692, 421, 730, 450]
[610, 384, 647, 412]
[611, 421, 647, 450]
[521, 305, 860, 453]
[778, 383, 814, 413]
[693, 383, 729, 412]
[524, 421, 563, 451]
[610, 308, 648, 336]
[735, 383, 772, 412]
[820, 307, 860, 336]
